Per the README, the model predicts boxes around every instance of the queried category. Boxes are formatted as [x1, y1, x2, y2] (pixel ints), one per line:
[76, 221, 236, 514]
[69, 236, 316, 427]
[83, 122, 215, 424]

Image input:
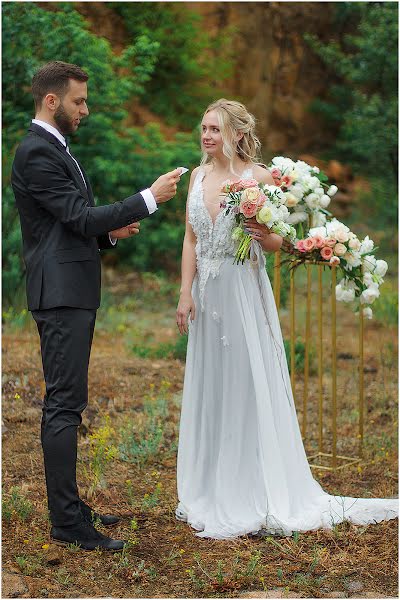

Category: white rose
[319, 194, 331, 208]
[315, 187, 324, 196]
[335, 228, 350, 243]
[312, 166, 320, 173]
[290, 184, 304, 200]
[309, 225, 327, 238]
[336, 284, 355, 302]
[363, 255, 377, 272]
[286, 211, 308, 224]
[334, 243, 347, 256]
[344, 251, 362, 268]
[309, 176, 321, 190]
[330, 256, 340, 266]
[327, 185, 338, 197]
[360, 235, 374, 254]
[360, 286, 380, 304]
[374, 259, 388, 278]
[312, 212, 327, 227]
[348, 237, 361, 251]
[363, 272, 374, 286]
[363, 307, 373, 319]
[305, 193, 319, 209]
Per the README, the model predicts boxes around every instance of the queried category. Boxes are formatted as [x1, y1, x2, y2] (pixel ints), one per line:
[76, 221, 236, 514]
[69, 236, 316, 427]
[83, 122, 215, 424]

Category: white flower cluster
[269, 156, 338, 227]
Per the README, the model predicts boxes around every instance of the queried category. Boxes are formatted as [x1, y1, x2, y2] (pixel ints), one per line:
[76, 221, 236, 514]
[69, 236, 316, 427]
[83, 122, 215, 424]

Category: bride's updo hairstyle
[200, 98, 262, 172]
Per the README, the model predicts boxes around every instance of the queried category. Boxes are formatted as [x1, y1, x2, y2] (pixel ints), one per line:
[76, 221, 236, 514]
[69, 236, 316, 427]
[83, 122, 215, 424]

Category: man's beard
[54, 103, 75, 136]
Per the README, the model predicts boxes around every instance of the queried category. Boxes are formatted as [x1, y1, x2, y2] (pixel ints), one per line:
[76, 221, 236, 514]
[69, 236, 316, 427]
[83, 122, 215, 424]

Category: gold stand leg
[359, 307, 364, 457]
[303, 265, 312, 439]
[290, 268, 295, 399]
[331, 266, 337, 468]
[318, 265, 323, 453]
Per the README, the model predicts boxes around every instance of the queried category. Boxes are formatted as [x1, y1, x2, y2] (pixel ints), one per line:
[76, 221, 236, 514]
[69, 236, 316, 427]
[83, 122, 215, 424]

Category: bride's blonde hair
[200, 99, 262, 173]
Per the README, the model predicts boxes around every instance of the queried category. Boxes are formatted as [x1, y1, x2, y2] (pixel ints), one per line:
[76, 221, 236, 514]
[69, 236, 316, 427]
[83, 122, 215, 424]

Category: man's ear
[43, 93, 60, 112]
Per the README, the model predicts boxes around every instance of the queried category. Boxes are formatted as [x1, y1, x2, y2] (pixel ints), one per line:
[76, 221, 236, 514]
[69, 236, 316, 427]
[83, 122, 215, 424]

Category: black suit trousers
[31, 307, 96, 526]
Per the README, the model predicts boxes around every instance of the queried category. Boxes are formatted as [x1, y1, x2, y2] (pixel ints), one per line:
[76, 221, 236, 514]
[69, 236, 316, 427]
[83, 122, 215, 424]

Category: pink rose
[330, 256, 340, 266]
[324, 238, 337, 248]
[240, 200, 258, 218]
[311, 235, 325, 249]
[239, 178, 259, 189]
[270, 167, 282, 179]
[320, 246, 333, 260]
[230, 181, 245, 193]
[296, 239, 307, 253]
[303, 238, 316, 252]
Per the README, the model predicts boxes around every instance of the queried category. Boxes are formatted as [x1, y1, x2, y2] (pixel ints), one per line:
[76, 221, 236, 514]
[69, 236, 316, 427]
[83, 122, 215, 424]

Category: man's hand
[109, 222, 140, 241]
[150, 168, 181, 204]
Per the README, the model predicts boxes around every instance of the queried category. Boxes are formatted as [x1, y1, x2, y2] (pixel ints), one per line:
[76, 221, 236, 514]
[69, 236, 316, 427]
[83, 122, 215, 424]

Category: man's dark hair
[32, 61, 89, 109]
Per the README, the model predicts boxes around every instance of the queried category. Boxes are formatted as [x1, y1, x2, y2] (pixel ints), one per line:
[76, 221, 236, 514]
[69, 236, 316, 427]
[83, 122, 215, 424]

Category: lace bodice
[188, 165, 254, 309]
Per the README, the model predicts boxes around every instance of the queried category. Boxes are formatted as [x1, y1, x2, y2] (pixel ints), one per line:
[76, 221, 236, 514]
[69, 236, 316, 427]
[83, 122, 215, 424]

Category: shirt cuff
[140, 188, 158, 215]
[109, 233, 117, 246]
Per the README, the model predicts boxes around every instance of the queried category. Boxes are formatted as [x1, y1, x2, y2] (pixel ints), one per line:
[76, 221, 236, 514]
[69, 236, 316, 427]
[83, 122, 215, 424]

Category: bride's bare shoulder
[252, 163, 274, 185]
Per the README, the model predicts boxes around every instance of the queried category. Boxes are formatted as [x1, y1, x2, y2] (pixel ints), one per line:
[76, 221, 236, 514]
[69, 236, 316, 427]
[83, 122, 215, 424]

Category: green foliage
[305, 3, 398, 178]
[109, 2, 234, 127]
[119, 387, 170, 465]
[2, 487, 33, 522]
[2, 2, 202, 304]
[132, 333, 188, 361]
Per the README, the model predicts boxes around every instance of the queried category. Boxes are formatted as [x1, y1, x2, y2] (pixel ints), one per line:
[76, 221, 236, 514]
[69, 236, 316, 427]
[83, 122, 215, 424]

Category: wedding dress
[176, 165, 398, 540]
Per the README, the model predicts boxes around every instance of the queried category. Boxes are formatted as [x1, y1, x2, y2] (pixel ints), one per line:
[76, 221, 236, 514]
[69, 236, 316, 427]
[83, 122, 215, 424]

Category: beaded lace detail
[188, 166, 253, 310]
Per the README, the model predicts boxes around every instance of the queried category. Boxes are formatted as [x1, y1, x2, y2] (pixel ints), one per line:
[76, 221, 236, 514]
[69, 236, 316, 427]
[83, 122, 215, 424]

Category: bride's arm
[176, 169, 198, 334]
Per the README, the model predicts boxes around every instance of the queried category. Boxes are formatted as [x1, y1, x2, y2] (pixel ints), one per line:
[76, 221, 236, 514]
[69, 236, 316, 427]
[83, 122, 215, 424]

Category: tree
[305, 2, 398, 180]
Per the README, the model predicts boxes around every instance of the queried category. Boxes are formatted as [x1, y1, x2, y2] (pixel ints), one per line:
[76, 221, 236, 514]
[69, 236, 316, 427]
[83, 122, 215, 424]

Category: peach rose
[240, 200, 259, 218]
[303, 238, 316, 252]
[321, 246, 333, 260]
[333, 243, 347, 257]
[330, 256, 340, 266]
[296, 240, 307, 253]
[312, 235, 325, 249]
[281, 174, 293, 188]
[324, 237, 337, 248]
[241, 186, 261, 203]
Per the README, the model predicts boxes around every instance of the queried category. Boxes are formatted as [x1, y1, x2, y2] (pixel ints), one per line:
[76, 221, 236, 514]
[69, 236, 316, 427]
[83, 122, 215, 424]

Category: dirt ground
[2, 284, 398, 598]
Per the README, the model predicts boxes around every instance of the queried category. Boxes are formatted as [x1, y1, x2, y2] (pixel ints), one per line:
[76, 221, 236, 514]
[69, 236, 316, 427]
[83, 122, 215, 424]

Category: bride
[175, 98, 398, 540]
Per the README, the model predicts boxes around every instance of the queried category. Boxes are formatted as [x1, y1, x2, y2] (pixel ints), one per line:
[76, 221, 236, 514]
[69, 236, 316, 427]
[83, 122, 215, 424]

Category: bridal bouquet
[268, 156, 338, 231]
[220, 178, 297, 264]
[285, 218, 388, 317]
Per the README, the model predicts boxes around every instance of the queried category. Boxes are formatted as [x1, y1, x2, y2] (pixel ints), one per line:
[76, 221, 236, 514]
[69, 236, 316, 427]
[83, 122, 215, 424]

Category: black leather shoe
[50, 521, 125, 552]
[80, 500, 120, 526]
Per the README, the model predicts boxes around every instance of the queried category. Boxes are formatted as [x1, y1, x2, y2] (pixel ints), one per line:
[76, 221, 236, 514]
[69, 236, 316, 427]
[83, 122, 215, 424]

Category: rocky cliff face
[191, 2, 340, 155]
[73, 2, 350, 157]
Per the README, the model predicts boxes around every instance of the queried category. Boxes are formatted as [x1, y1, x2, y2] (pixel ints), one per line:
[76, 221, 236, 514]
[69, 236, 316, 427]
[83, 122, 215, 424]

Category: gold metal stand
[274, 256, 365, 471]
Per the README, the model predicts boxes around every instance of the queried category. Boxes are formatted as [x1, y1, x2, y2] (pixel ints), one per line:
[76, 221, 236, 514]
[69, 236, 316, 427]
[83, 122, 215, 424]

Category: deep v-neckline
[199, 165, 253, 226]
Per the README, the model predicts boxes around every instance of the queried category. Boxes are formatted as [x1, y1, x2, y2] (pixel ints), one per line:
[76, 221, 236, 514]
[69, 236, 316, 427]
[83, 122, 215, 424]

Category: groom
[11, 61, 182, 551]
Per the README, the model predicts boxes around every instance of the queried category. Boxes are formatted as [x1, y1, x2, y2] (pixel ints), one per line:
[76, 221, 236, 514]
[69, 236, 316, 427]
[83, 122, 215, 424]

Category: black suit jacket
[11, 123, 150, 310]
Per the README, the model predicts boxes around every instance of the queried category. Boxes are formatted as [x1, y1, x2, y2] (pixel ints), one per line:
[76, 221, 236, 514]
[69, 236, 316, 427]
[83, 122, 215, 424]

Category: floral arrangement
[268, 156, 338, 230]
[220, 178, 296, 264]
[286, 218, 388, 318]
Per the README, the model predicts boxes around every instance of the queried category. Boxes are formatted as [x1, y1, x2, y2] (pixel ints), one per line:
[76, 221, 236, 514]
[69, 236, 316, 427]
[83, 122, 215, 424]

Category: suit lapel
[28, 124, 92, 203]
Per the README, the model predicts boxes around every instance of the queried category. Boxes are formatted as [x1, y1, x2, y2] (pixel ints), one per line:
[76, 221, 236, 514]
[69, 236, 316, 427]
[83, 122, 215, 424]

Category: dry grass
[2, 272, 398, 599]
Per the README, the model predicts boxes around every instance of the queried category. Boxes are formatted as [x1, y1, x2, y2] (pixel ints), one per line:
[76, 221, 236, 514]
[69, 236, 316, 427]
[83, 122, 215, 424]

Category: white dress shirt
[31, 119, 158, 244]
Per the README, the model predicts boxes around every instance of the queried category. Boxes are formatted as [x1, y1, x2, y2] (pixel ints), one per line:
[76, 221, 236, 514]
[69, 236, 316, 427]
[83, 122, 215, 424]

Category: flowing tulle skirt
[176, 254, 398, 539]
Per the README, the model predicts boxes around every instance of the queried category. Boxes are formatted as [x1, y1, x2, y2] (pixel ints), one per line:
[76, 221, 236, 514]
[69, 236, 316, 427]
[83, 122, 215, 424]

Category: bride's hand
[176, 293, 196, 335]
